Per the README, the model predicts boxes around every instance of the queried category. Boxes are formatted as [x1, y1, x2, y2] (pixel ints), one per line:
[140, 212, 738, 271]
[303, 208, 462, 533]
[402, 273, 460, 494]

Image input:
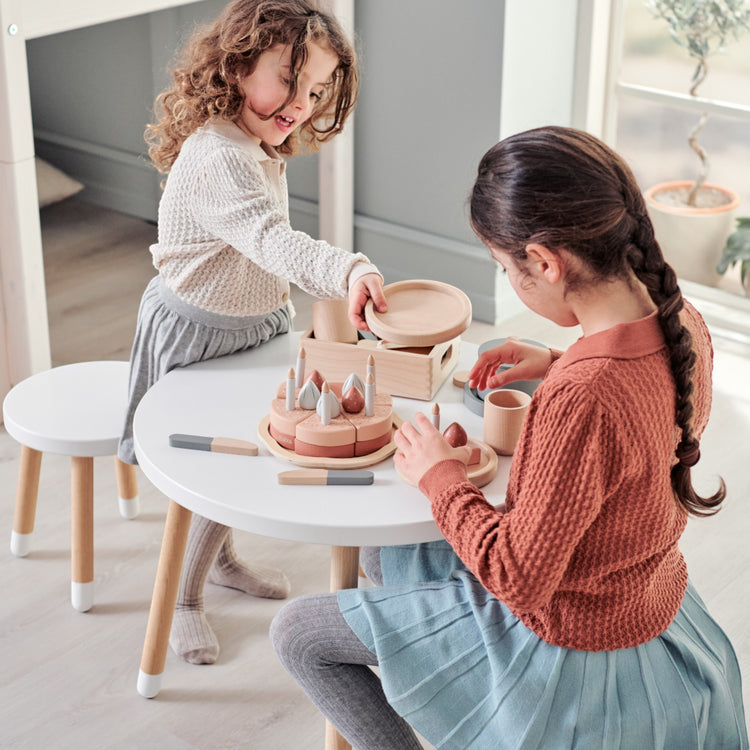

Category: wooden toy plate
[364, 280, 472, 346]
[257, 414, 404, 469]
[395, 438, 499, 489]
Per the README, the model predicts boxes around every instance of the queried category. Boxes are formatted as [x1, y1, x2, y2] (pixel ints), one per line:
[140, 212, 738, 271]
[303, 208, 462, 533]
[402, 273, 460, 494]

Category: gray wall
[27, 0, 502, 321]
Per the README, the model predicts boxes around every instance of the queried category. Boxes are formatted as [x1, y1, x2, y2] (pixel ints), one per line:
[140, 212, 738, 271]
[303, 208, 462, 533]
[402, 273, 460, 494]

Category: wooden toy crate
[299, 328, 461, 401]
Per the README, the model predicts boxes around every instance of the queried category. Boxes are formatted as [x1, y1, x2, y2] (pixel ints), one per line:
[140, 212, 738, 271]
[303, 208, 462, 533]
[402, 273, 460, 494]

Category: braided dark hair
[469, 126, 725, 516]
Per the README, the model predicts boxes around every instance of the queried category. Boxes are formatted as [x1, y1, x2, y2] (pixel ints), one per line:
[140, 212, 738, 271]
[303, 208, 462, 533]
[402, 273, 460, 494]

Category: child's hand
[468, 338, 552, 391]
[348, 273, 387, 331]
[394, 412, 473, 486]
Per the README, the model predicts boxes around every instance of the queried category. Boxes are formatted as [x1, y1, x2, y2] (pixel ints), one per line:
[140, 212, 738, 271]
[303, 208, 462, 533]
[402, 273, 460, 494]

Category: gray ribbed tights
[269, 546, 422, 749]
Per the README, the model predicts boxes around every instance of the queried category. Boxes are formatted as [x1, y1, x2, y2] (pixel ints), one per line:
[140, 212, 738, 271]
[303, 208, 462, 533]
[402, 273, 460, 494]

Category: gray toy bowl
[463, 337, 544, 416]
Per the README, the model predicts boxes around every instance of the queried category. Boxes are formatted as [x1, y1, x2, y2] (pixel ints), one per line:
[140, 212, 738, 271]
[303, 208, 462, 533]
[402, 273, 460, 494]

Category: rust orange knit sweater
[419, 302, 713, 651]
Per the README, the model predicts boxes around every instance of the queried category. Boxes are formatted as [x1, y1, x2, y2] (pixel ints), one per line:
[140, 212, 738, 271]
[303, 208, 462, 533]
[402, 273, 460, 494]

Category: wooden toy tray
[299, 328, 461, 401]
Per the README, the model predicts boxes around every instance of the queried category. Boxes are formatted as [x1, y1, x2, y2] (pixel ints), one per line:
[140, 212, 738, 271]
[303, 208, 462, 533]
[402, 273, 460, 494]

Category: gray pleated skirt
[338, 540, 748, 750]
[118, 276, 292, 464]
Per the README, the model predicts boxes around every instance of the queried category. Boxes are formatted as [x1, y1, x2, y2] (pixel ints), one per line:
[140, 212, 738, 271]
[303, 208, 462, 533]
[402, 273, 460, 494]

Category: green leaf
[716, 221, 750, 274]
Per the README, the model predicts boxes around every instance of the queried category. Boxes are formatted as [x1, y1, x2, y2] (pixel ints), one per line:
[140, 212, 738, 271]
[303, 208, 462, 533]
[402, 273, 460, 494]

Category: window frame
[600, 0, 750, 143]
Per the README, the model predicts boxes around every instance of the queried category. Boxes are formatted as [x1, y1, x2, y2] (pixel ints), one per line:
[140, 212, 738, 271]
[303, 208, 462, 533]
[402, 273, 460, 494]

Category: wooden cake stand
[257, 414, 404, 469]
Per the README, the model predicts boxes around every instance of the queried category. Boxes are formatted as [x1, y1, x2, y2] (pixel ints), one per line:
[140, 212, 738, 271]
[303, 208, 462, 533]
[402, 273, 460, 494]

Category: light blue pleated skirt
[338, 541, 747, 750]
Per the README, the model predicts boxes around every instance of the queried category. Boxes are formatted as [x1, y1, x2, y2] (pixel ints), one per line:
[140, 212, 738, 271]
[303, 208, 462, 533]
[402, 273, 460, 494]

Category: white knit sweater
[150, 119, 375, 316]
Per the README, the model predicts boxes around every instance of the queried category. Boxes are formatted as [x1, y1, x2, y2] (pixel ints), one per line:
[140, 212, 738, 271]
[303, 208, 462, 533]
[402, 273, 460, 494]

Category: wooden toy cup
[482, 388, 531, 455]
[312, 299, 358, 343]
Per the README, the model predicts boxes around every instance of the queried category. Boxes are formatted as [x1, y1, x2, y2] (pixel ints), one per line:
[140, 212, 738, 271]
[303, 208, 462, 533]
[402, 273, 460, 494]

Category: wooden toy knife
[169, 433, 258, 456]
[277, 469, 374, 485]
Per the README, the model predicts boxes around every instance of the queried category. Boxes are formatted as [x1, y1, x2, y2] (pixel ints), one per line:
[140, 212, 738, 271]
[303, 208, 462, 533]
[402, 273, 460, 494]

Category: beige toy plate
[258, 414, 404, 469]
[364, 280, 472, 346]
[395, 438, 499, 489]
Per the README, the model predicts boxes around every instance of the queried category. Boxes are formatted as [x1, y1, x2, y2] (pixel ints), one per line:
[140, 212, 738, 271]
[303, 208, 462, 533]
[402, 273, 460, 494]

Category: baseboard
[34, 129, 160, 222]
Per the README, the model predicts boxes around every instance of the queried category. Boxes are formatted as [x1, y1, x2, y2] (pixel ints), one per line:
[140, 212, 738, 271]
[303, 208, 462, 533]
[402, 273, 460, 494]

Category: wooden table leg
[10, 445, 42, 557]
[329, 545, 360, 592]
[324, 545, 360, 750]
[137, 499, 192, 698]
[71, 456, 94, 612]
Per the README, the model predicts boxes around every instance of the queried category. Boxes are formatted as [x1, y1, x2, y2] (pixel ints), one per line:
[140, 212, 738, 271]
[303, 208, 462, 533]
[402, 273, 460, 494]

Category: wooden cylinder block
[312, 300, 358, 343]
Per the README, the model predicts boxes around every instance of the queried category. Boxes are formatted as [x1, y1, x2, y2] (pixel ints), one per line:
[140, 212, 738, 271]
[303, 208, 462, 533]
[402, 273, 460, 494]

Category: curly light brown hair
[146, 0, 358, 173]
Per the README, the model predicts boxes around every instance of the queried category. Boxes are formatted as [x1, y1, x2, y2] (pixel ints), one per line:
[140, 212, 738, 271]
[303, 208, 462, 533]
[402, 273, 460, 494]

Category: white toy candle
[431, 403, 440, 430]
[295, 347, 306, 388]
[317, 382, 332, 425]
[286, 367, 296, 411]
[367, 354, 376, 392]
[365, 372, 375, 417]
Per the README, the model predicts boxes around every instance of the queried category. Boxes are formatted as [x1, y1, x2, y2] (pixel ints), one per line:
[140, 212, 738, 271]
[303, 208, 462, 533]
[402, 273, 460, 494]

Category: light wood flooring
[1, 198, 747, 749]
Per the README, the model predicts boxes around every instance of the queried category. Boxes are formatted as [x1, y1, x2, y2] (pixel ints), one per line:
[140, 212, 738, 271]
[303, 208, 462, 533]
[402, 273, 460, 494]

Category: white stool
[4, 361, 139, 612]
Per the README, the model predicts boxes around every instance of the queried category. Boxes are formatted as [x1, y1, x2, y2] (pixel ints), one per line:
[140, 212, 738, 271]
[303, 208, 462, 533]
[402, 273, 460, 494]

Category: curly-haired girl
[271, 127, 747, 749]
[119, 0, 385, 665]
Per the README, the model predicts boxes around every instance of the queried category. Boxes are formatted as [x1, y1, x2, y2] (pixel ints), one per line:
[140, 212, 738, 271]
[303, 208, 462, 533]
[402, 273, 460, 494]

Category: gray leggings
[270, 547, 422, 749]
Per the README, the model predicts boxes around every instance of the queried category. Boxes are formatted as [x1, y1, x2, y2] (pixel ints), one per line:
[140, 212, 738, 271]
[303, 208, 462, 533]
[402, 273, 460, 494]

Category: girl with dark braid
[270, 127, 747, 749]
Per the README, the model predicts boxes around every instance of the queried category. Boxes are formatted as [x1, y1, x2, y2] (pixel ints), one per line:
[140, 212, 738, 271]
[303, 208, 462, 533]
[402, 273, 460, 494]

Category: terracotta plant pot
[645, 181, 740, 286]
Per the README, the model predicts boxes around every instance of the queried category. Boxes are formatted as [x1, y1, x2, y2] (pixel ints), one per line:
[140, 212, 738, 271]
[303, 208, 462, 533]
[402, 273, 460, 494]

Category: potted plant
[643, 0, 750, 285]
[716, 217, 750, 295]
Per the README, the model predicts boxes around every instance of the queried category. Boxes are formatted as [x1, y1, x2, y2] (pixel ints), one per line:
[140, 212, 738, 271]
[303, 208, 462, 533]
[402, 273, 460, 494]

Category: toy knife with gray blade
[169, 433, 258, 456]
[277, 469, 374, 485]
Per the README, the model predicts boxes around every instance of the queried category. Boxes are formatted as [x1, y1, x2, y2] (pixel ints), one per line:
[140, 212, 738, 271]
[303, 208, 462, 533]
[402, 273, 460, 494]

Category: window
[605, 0, 750, 299]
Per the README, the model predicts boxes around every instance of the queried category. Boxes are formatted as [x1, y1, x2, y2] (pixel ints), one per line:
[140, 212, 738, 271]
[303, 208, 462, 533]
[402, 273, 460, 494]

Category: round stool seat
[3, 361, 129, 457]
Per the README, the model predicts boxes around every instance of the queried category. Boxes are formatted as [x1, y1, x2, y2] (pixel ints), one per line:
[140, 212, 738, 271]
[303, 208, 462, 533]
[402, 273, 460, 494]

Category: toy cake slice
[268, 398, 314, 451]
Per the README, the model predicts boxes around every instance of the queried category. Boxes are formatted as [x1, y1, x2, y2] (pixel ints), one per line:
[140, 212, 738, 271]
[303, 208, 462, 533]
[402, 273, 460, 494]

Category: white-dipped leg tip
[119, 494, 140, 520]
[137, 669, 162, 698]
[10, 530, 32, 557]
[71, 581, 94, 612]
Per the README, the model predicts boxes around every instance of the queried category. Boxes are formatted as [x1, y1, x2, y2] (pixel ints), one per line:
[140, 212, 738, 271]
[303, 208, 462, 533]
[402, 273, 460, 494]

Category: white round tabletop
[133, 332, 510, 547]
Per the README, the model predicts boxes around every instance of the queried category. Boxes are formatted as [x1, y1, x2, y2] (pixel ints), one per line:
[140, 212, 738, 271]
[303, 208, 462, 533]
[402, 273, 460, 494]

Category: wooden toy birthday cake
[268, 352, 394, 460]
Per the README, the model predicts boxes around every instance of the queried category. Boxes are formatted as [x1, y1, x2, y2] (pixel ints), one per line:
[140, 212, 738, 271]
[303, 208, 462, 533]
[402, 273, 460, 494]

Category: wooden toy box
[299, 328, 461, 401]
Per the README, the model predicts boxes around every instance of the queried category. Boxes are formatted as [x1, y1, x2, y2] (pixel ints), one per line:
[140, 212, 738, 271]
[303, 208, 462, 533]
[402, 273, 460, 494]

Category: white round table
[133, 331, 510, 746]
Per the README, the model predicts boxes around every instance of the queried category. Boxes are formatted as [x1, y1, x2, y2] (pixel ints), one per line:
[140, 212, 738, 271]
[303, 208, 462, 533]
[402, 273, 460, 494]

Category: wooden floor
[1, 198, 747, 748]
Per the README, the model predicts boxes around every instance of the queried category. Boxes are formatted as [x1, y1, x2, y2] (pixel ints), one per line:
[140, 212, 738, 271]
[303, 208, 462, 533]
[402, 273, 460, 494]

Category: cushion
[35, 157, 84, 207]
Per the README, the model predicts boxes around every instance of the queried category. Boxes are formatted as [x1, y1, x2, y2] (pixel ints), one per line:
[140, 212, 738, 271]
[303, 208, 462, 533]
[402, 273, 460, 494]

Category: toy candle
[295, 347, 306, 388]
[365, 372, 375, 417]
[286, 368, 296, 411]
[367, 354, 376, 392]
[318, 382, 332, 425]
[431, 403, 440, 430]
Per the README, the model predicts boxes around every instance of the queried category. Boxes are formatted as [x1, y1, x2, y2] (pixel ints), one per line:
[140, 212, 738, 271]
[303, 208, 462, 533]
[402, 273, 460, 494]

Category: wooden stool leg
[138, 499, 192, 698]
[114, 457, 140, 519]
[324, 546, 360, 750]
[71, 456, 94, 612]
[10, 446, 43, 557]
